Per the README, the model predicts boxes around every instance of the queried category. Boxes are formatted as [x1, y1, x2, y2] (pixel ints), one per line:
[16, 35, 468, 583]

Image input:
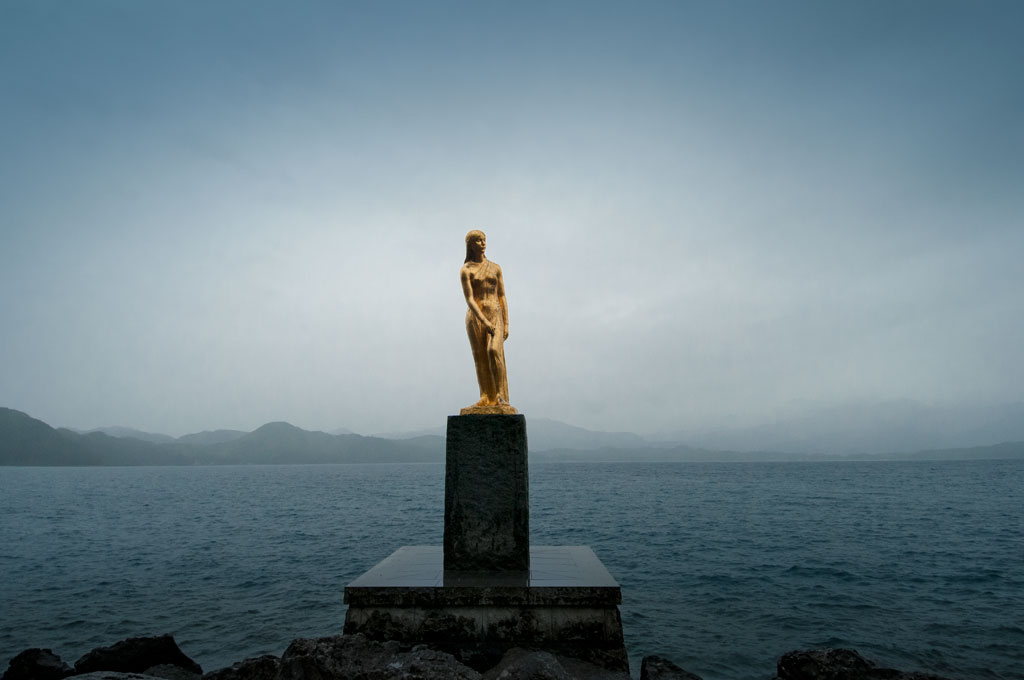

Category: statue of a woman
[460, 230, 516, 415]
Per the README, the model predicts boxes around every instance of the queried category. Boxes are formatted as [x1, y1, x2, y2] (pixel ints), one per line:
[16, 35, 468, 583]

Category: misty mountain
[372, 417, 647, 452]
[0, 409, 192, 465]
[58, 429, 192, 465]
[526, 418, 647, 450]
[0, 408, 442, 466]
[199, 421, 442, 464]
[4, 406, 1024, 466]
[0, 408, 89, 465]
[370, 425, 446, 439]
[76, 425, 249, 446]
[398, 434, 447, 449]
[83, 399, 1024, 457]
[80, 426, 177, 444]
[176, 429, 248, 445]
[532, 441, 1024, 463]
[654, 400, 1024, 455]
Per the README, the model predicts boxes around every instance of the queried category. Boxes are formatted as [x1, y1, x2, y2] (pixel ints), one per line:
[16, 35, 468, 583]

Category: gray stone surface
[640, 655, 703, 680]
[345, 546, 620, 606]
[482, 648, 630, 680]
[71, 675, 164, 680]
[74, 635, 202, 676]
[344, 604, 627, 671]
[1, 648, 73, 680]
[277, 633, 480, 680]
[555, 655, 631, 680]
[202, 655, 279, 680]
[445, 414, 529, 571]
[344, 545, 627, 672]
[775, 648, 954, 680]
[142, 665, 200, 680]
[482, 649, 573, 680]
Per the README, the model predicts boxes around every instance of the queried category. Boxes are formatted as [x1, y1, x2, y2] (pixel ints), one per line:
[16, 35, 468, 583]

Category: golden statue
[460, 230, 516, 415]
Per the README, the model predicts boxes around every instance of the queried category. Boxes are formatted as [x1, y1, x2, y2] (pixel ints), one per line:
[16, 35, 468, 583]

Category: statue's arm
[461, 267, 495, 334]
[497, 266, 509, 340]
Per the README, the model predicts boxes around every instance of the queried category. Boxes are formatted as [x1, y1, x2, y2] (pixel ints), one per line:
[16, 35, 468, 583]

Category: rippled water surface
[1, 460, 1022, 679]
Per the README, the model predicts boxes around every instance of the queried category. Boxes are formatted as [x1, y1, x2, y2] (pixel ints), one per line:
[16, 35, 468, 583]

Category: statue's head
[464, 230, 486, 262]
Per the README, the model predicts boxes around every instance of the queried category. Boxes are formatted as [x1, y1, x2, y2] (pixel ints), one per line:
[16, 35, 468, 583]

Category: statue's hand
[503, 327, 509, 340]
[486, 323, 497, 336]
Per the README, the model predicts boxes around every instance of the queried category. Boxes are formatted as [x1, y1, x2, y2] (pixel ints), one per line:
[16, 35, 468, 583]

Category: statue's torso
[465, 260, 500, 317]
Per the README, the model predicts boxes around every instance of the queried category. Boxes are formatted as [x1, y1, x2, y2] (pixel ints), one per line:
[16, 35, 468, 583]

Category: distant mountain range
[0, 409, 440, 466]
[2, 406, 1023, 466]
[651, 399, 1024, 455]
[371, 417, 645, 451]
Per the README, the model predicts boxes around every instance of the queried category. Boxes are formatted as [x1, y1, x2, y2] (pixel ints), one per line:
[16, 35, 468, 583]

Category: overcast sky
[1, 1, 1022, 437]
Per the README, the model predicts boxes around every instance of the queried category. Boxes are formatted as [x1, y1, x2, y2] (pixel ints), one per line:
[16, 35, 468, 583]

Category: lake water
[1, 460, 1021, 679]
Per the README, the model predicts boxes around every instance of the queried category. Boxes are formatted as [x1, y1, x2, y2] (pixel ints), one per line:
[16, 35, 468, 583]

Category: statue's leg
[467, 316, 497, 405]
[498, 344, 510, 404]
[487, 330, 508, 405]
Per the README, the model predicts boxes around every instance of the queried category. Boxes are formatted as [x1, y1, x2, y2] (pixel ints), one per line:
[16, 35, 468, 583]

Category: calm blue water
[1, 460, 1021, 679]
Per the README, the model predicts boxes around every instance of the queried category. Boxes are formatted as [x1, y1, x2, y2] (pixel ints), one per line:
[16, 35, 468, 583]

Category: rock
[776, 648, 876, 680]
[776, 648, 954, 680]
[71, 674, 165, 680]
[555, 654, 631, 680]
[2, 648, 74, 680]
[202, 655, 279, 680]
[481, 649, 572, 680]
[277, 633, 481, 680]
[74, 635, 203, 676]
[143, 664, 201, 680]
[640, 655, 703, 680]
[482, 648, 630, 680]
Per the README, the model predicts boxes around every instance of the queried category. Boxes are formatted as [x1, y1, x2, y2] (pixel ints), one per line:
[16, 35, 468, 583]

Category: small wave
[783, 564, 859, 581]
[993, 625, 1024, 636]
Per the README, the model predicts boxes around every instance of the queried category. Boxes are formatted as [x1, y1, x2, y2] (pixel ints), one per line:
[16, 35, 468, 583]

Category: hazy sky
[2, 1, 1022, 436]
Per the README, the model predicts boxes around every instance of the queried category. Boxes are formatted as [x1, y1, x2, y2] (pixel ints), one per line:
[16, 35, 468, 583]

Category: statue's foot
[460, 401, 518, 416]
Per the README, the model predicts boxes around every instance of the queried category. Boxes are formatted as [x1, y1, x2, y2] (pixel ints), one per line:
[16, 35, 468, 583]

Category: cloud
[1, 1, 1021, 435]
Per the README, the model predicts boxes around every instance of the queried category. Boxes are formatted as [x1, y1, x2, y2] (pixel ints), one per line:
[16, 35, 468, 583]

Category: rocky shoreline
[3, 633, 956, 680]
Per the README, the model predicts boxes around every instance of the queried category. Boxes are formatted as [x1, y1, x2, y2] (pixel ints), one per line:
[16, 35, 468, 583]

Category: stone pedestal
[342, 414, 628, 673]
[444, 414, 529, 572]
[344, 546, 627, 672]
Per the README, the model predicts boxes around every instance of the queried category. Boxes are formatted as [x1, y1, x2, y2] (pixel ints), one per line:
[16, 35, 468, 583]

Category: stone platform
[343, 545, 627, 672]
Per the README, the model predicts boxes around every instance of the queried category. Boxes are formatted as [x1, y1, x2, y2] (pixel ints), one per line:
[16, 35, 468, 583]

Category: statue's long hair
[464, 230, 486, 263]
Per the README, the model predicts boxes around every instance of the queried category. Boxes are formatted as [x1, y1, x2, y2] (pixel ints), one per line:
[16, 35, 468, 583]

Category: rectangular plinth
[345, 545, 621, 606]
[343, 545, 627, 672]
[444, 414, 529, 571]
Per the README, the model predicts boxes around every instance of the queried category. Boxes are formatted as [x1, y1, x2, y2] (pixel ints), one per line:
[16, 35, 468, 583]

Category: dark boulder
[69, 674, 164, 679]
[277, 633, 481, 680]
[143, 664, 201, 680]
[554, 653, 631, 680]
[640, 655, 703, 680]
[2, 648, 74, 680]
[776, 648, 954, 680]
[202, 655, 279, 680]
[482, 648, 572, 680]
[481, 647, 629, 680]
[74, 635, 202, 676]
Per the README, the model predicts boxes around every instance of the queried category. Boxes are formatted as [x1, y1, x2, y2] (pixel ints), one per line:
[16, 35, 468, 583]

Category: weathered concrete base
[444, 414, 529, 572]
[343, 545, 627, 673]
[344, 605, 625, 672]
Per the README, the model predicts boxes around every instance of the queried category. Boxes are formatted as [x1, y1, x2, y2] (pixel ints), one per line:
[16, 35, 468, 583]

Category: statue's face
[471, 234, 486, 254]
